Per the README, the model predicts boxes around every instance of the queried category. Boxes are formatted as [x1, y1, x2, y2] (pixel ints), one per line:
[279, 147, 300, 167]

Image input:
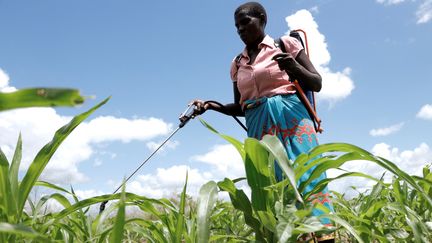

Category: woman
[193, 2, 334, 241]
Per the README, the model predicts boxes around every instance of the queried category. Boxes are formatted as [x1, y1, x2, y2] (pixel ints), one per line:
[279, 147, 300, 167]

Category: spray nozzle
[179, 104, 196, 127]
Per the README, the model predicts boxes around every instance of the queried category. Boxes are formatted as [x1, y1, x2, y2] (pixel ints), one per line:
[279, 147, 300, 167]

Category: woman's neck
[246, 34, 265, 50]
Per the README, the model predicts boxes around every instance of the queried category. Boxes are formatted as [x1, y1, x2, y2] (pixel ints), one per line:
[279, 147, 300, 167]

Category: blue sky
[1, 0, 432, 200]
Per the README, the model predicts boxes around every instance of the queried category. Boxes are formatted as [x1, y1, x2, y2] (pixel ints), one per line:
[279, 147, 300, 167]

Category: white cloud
[0, 68, 16, 92]
[417, 104, 432, 120]
[328, 142, 432, 197]
[416, 0, 432, 23]
[49, 115, 171, 183]
[126, 165, 213, 199]
[369, 122, 404, 136]
[0, 105, 173, 184]
[285, 10, 355, 104]
[376, 0, 432, 24]
[318, 67, 354, 103]
[74, 189, 105, 200]
[376, 0, 407, 5]
[192, 144, 244, 179]
[146, 140, 179, 153]
[93, 159, 103, 167]
[372, 142, 431, 175]
[309, 6, 319, 14]
[0, 68, 9, 89]
[124, 144, 247, 200]
[75, 116, 172, 144]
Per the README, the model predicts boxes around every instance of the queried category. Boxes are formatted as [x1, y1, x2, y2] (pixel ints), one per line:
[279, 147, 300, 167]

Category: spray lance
[99, 104, 196, 213]
[99, 101, 246, 213]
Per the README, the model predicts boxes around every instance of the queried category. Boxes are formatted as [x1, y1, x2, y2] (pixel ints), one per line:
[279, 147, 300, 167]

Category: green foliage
[18, 97, 110, 218]
[1, 88, 432, 242]
[200, 119, 333, 242]
[199, 118, 432, 242]
[0, 87, 102, 242]
[197, 181, 218, 243]
[0, 88, 85, 111]
[333, 168, 432, 242]
[109, 183, 126, 243]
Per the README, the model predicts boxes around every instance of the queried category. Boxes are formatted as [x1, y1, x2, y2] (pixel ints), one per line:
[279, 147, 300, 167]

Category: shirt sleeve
[280, 35, 304, 58]
[230, 57, 238, 82]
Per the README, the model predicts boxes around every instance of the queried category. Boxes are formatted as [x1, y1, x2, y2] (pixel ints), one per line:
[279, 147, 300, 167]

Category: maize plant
[1, 88, 431, 242]
[198, 119, 432, 242]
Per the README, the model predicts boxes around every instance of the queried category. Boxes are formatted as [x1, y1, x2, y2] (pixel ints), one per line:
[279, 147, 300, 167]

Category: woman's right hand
[190, 100, 244, 117]
[191, 99, 210, 117]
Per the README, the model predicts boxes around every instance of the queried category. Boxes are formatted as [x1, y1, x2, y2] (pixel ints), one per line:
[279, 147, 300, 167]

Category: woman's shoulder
[278, 34, 303, 57]
[280, 35, 301, 46]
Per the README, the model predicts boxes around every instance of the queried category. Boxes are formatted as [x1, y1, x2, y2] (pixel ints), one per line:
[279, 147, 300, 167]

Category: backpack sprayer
[99, 102, 247, 213]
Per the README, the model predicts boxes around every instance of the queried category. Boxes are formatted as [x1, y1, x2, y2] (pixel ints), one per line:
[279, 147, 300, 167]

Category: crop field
[1, 90, 431, 242]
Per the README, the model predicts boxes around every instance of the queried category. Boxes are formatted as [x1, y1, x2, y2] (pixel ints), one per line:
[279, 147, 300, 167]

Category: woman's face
[234, 9, 265, 46]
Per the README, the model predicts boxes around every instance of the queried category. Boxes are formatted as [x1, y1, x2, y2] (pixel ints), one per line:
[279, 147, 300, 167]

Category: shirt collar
[241, 35, 276, 57]
[259, 35, 276, 49]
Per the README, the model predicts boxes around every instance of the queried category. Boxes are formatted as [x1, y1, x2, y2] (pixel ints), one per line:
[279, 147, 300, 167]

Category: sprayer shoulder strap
[275, 34, 323, 133]
[275, 37, 287, 53]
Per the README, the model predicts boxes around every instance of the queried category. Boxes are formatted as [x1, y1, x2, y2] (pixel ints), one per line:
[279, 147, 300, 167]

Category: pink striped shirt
[230, 35, 303, 106]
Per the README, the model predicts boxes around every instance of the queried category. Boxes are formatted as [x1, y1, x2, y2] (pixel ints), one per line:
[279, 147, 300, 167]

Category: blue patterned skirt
[244, 94, 333, 225]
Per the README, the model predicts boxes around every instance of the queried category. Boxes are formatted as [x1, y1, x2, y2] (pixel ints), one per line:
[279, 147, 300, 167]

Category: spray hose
[204, 100, 247, 132]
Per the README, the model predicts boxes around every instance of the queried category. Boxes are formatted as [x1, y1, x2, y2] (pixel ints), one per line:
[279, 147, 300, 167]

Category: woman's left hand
[273, 50, 322, 92]
[272, 53, 299, 76]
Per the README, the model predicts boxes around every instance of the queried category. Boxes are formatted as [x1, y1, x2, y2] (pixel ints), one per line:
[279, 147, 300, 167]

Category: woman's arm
[294, 50, 322, 92]
[192, 82, 244, 117]
[273, 49, 322, 92]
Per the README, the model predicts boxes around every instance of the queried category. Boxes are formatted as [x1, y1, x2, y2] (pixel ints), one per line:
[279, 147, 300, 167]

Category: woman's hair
[234, 2, 267, 25]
